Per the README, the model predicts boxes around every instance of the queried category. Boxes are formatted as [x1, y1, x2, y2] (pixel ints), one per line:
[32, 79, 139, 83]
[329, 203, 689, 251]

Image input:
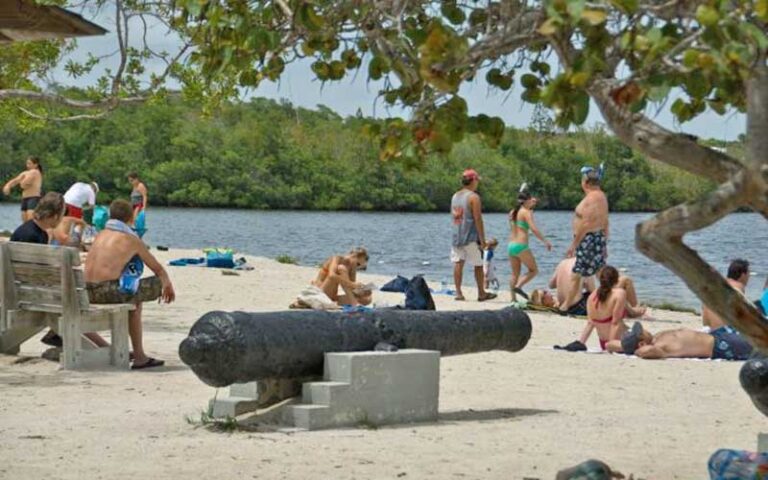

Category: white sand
[0, 248, 763, 479]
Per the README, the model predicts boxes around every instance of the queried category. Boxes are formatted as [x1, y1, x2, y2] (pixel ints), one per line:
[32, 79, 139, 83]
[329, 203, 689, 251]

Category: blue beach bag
[204, 248, 235, 268]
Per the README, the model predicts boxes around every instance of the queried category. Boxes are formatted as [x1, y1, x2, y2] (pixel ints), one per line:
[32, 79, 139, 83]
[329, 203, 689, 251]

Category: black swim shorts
[20, 196, 41, 211]
[573, 231, 607, 277]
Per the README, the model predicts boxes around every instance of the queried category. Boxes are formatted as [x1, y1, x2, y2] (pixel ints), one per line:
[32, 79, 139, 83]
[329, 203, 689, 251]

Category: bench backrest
[0, 242, 90, 318]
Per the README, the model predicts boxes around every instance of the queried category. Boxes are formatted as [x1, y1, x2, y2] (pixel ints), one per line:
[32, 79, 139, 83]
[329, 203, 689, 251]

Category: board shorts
[450, 243, 483, 267]
[573, 231, 606, 277]
[710, 326, 753, 360]
[507, 242, 529, 257]
[20, 196, 41, 211]
[566, 291, 590, 316]
[87, 276, 162, 305]
[66, 204, 84, 219]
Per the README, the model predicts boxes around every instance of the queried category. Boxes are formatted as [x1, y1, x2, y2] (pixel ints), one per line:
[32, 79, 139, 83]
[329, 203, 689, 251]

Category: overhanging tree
[170, 0, 768, 351]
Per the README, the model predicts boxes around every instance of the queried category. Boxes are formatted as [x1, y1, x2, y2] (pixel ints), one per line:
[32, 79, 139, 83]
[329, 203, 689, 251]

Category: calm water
[1, 205, 765, 309]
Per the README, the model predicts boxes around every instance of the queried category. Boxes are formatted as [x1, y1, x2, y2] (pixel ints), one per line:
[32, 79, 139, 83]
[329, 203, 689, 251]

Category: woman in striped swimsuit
[508, 186, 552, 302]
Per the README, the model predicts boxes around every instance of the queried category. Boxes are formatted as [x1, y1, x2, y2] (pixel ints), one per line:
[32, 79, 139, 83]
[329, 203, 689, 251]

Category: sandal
[478, 292, 497, 302]
[513, 288, 529, 300]
[131, 357, 165, 370]
[454, 295, 466, 301]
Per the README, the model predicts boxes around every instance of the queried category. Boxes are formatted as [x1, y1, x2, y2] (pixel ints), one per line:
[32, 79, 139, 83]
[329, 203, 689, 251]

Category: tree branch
[0, 89, 147, 109]
[587, 78, 743, 183]
[636, 172, 768, 353]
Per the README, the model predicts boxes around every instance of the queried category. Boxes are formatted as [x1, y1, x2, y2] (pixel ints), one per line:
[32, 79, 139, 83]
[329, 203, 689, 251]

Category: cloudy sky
[57, 7, 746, 141]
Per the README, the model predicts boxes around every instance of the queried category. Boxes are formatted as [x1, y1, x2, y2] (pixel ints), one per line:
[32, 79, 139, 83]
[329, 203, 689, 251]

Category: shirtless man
[616, 321, 753, 361]
[543, 257, 641, 315]
[3, 156, 43, 221]
[702, 259, 750, 329]
[311, 248, 371, 306]
[560, 165, 609, 313]
[85, 199, 175, 369]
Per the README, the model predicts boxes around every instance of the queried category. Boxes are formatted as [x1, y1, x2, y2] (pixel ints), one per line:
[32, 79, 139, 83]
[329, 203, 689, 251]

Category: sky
[53, 7, 747, 141]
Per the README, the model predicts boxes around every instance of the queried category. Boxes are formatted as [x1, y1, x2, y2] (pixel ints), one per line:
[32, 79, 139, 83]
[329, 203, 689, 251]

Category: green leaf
[538, 18, 560, 36]
[580, 9, 607, 26]
[758, 0, 768, 22]
[572, 92, 590, 124]
[695, 5, 720, 27]
[521, 73, 541, 89]
[743, 23, 768, 50]
[566, 0, 586, 20]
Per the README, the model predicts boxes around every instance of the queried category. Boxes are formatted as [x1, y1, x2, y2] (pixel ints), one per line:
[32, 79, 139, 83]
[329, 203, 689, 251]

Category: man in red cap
[450, 169, 496, 302]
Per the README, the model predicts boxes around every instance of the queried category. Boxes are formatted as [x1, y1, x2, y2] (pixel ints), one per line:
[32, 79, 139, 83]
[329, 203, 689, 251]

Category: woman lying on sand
[580, 265, 646, 350]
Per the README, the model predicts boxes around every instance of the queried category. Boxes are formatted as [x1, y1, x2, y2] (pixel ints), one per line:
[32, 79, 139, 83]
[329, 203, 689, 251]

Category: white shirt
[64, 182, 96, 208]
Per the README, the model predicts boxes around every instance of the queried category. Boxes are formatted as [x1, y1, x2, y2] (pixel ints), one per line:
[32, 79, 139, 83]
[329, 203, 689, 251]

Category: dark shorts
[21, 196, 41, 211]
[566, 291, 590, 316]
[573, 231, 606, 277]
[87, 276, 162, 305]
[710, 326, 753, 360]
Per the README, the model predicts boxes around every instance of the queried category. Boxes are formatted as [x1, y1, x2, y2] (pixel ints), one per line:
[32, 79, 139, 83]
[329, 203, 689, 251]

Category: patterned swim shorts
[572, 231, 606, 277]
[710, 326, 753, 360]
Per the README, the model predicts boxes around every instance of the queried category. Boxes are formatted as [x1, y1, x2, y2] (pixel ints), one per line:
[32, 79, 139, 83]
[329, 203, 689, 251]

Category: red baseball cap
[462, 169, 481, 181]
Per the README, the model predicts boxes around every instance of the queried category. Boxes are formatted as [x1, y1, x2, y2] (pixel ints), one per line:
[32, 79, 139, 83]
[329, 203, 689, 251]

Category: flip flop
[131, 357, 165, 370]
[513, 288, 529, 300]
[478, 292, 497, 302]
[454, 295, 466, 301]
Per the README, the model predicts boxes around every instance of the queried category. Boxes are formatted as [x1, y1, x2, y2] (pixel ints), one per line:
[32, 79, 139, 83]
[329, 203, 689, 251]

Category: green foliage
[276, 254, 299, 265]
[0, 97, 713, 212]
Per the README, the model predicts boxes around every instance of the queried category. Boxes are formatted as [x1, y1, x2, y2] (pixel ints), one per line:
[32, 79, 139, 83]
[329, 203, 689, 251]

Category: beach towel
[169, 257, 206, 267]
[92, 205, 108, 231]
[295, 285, 339, 310]
[134, 209, 147, 238]
[105, 220, 143, 295]
[204, 247, 235, 268]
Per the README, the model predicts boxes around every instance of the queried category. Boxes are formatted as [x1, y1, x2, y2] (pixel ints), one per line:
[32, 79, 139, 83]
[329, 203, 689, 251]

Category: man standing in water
[560, 165, 609, 314]
[450, 169, 496, 302]
[3, 156, 43, 222]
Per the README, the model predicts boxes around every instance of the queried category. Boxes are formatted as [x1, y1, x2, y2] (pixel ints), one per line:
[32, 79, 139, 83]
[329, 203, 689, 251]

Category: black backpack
[404, 275, 436, 310]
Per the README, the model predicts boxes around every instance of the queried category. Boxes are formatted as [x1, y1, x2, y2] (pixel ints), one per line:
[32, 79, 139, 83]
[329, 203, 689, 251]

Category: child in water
[483, 238, 500, 292]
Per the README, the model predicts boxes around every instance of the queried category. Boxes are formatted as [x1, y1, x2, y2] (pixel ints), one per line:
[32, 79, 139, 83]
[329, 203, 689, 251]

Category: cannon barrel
[740, 354, 768, 417]
[179, 307, 532, 387]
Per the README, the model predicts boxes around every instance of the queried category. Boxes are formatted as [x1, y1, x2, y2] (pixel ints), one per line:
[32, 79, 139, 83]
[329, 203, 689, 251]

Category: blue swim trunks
[710, 326, 753, 361]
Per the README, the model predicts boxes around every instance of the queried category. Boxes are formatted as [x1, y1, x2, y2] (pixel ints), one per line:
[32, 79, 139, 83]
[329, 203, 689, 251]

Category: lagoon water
[0, 205, 764, 309]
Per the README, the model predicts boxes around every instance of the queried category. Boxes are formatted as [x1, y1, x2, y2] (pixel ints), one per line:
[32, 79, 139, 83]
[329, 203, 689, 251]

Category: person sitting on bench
[84, 199, 175, 370]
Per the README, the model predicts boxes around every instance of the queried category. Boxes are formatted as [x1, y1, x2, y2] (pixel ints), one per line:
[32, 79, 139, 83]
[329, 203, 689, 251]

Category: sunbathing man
[615, 321, 754, 360]
[85, 199, 175, 369]
[702, 259, 750, 329]
[312, 247, 372, 306]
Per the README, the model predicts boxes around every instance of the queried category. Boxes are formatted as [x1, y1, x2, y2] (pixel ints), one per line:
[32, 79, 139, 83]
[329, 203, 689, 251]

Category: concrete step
[301, 381, 349, 405]
[285, 404, 332, 430]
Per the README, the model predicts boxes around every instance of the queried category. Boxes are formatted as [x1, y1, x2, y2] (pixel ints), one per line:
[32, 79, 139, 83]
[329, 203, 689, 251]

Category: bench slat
[7, 243, 81, 267]
[12, 264, 85, 287]
[16, 285, 89, 309]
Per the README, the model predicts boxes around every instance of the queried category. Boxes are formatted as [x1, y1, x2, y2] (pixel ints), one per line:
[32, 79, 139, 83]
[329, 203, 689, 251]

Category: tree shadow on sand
[438, 407, 557, 423]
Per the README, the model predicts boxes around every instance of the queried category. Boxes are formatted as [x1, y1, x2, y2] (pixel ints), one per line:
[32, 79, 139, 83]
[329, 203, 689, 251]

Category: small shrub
[276, 254, 298, 265]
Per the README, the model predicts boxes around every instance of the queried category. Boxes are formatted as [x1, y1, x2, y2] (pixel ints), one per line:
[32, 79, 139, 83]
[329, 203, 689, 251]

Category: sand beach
[0, 248, 763, 479]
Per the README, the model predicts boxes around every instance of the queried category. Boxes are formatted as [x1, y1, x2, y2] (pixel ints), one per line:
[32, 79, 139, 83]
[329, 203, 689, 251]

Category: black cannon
[179, 306, 532, 387]
[740, 354, 768, 417]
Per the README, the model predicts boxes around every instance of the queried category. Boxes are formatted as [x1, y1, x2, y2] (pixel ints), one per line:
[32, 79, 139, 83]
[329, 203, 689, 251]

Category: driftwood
[179, 306, 531, 387]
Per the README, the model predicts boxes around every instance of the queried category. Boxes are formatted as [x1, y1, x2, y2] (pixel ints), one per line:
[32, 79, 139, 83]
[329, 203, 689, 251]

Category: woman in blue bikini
[508, 186, 552, 302]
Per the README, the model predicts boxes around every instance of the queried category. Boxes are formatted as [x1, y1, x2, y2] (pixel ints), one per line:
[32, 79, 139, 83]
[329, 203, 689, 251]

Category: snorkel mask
[580, 163, 605, 181]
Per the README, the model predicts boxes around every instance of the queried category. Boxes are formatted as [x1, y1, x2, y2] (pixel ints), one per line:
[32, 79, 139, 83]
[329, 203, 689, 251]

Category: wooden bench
[0, 242, 134, 369]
